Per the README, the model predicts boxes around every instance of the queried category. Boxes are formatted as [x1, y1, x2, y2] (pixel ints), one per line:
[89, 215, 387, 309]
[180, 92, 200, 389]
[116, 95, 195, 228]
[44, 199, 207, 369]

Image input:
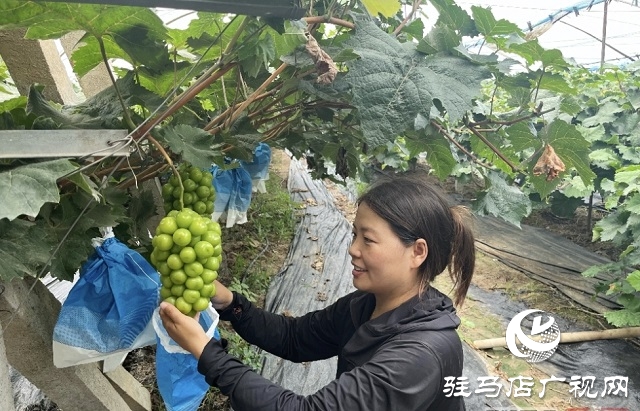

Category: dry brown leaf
[533, 144, 565, 181]
[305, 35, 338, 84]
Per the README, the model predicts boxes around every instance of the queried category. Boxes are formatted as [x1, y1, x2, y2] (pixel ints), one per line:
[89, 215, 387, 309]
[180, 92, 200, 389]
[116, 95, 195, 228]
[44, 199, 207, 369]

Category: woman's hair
[357, 172, 475, 307]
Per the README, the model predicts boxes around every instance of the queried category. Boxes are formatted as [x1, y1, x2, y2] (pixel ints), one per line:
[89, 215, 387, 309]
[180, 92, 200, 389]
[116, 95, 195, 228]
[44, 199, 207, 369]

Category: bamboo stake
[473, 327, 640, 350]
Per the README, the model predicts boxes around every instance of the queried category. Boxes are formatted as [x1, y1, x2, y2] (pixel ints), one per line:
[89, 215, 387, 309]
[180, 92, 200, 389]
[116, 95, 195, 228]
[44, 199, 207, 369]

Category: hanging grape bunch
[161, 163, 215, 216]
[149, 208, 222, 316]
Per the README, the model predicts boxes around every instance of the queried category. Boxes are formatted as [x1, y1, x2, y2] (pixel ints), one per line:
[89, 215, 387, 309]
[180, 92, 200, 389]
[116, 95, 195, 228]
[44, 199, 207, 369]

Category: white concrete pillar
[0, 28, 82, 105]
[59, 31, 112, 98]
[0, 324, 16, 411]
[0, 276, 148, 411]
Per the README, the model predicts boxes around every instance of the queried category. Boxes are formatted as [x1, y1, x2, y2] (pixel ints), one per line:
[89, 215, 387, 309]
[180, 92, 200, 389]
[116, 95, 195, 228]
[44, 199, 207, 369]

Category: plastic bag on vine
[210, 163, 252, 228]
[240, 143, 272, 193]
[52, 228, 159, 371]
[152, 304, 220, 411]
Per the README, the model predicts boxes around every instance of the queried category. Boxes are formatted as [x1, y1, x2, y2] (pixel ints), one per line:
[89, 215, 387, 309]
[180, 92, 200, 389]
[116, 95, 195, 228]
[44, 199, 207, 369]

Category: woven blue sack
[52, 230, 159, 368]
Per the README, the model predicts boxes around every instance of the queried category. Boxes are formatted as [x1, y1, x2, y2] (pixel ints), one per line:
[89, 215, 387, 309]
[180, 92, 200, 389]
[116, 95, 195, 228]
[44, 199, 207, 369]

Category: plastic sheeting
[260, 157, 355, 394]
[471, 215, 640, 410]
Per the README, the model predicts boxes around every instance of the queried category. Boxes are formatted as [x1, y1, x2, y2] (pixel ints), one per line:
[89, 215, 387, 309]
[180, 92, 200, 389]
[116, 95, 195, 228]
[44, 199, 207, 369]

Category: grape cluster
[161, 163, 215, 216]
[150, 208, 222, 315]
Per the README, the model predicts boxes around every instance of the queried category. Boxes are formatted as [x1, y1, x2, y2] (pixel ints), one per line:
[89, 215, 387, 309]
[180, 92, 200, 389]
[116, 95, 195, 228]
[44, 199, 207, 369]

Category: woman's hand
[210, 280, 234, 311]
[159, 302, 211, 359]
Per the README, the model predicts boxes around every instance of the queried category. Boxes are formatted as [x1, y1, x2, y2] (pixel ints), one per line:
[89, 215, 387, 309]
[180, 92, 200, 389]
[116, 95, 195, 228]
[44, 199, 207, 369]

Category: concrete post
[0, 324, 16, 411]
[0, 276, 150, 411]
[0, 28, 82, 105]
[59, 31, 112, 98]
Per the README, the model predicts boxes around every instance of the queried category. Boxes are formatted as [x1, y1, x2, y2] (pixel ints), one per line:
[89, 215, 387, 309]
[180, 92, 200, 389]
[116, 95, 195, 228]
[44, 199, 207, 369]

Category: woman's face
[348, 202, 424, 298]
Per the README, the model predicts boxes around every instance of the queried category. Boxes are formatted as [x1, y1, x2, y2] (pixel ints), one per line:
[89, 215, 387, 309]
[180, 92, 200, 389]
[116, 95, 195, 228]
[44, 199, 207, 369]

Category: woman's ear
[411, 238, 428, 268]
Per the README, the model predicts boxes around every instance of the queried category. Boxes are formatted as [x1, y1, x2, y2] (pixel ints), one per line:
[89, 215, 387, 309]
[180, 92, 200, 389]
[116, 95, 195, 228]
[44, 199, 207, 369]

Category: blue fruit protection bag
[210, 164, 252, 228]
[152, 304, 220, 411]
[52, 229, 159, 370]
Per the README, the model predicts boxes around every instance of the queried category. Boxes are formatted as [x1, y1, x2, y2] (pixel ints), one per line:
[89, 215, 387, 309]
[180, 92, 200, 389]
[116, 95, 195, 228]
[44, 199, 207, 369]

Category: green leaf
[614, 165, 640, 196]
[71, 35, 128, 77]
[538, 73, 576, 95]
[157, 124, 222, 170]
[505, 122, 539, 153]
[401, 19, 425, 40]
[471, 6, 521, 38]
[239, 32, 276, 78]
[271, 21, 307, 58]
[430, 0, 477, 36]
[561, 175, 593, 198]
[603, 309, 640, 327]
[576, 124, 606, 143]
[361, 0, 400, 17]
[530, 174, 562, 200]
[545, 119, 596, 186]
[589, 148, 621, 170]
[582, 101, 623, 127]
[418, 24, 461, 54]
[405, 127, 456, 180]
[627, 270, 640, 292]
[109, 19, 170, 71]
[27, 85, 104, 129]
[508, 40, 568, 69]
[0, 96, 27, 114]
[0, 159, 77, 220]
[0, 218, 51, 280]
[559, 96, 582, 116]
[345, 16, 489, 148]
[623, 194, 640, 215]
[473, 171, 532, 227]
[595, 211, 630, 242]
[66, 172, 101, 201]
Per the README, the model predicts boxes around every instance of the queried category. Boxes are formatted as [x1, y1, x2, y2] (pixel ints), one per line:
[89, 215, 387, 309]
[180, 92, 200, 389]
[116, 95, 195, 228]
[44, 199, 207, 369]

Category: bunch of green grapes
[161, 163, 215, 216]
[149, 208, 222, 316]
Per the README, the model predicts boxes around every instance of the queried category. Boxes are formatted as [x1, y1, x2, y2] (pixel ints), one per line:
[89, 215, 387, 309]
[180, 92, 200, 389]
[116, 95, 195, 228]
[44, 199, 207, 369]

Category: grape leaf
[471, 6, 521, 38]
[473, 171, 532, 227]
[344, 16, 489, 148]
[157, 124, 223, 170]
[545, 119, 596, 186]
[430, 0, 477, 37]
[505, 122, 539, 153]
[627, 270, 640, 292]
[603, 309, 640, 327]
[418, 24, 461, 54]
[0, 159, 77, 221]
[0, 218, 52, 280]
[406, 127, 456, 180]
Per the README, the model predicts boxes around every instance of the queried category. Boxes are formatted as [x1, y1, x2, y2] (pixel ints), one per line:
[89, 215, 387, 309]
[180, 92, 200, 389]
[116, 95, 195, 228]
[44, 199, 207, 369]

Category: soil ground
[122, 151, 623, 411]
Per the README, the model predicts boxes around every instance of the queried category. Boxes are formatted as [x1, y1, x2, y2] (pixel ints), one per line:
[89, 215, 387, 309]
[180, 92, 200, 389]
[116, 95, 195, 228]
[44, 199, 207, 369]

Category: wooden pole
[600, 0, 610, 71]
[473, 327, 640, 350]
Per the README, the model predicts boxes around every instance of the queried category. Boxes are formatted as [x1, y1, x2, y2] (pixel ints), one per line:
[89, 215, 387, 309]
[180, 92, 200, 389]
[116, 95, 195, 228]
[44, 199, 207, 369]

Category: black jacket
[198, 287, 466, 411]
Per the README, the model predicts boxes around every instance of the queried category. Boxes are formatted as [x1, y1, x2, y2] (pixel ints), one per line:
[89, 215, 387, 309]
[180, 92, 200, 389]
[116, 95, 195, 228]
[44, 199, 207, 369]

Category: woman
[160, 173, 475, 410]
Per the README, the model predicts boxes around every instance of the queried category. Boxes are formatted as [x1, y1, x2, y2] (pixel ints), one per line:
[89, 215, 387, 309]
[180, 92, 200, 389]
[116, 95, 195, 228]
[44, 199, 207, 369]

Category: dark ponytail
[449, 205, 475, 307]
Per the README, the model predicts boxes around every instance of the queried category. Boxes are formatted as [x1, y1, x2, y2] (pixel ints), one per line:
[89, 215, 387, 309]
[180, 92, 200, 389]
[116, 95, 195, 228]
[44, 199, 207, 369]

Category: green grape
[153, 164, 224, 316]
